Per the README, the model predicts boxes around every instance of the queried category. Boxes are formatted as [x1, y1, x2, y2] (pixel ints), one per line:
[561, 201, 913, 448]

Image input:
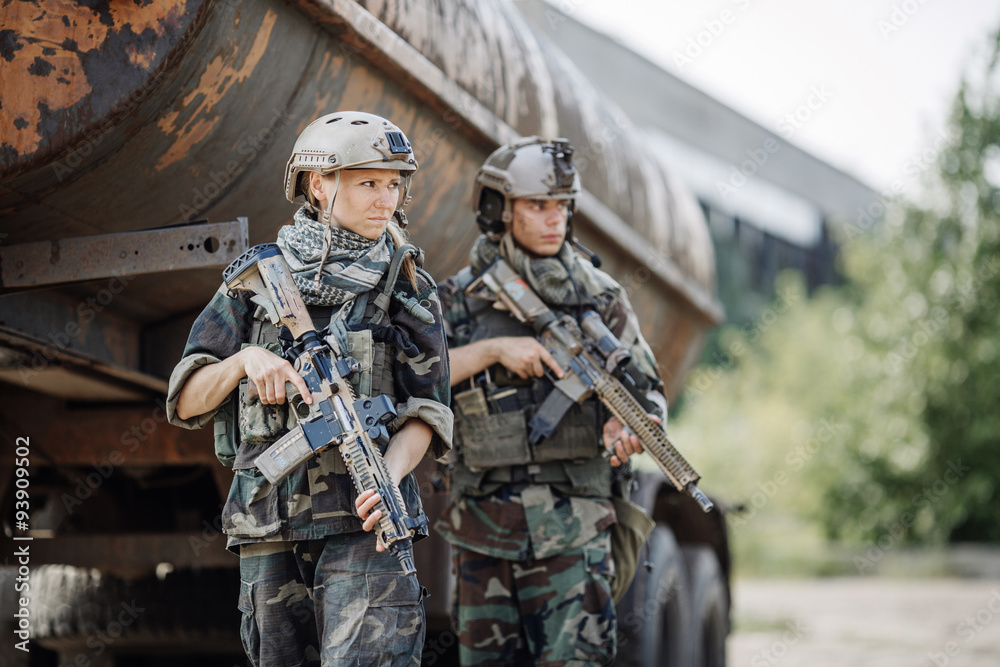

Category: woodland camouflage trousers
[453, 529, 617, 666]
[238, 534, 425, 666]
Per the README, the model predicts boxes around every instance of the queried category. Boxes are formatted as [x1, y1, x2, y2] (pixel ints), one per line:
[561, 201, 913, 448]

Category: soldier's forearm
[175, 351, 247, 420]
[448, 339, 501, 386]
[384, 418, 433, 483]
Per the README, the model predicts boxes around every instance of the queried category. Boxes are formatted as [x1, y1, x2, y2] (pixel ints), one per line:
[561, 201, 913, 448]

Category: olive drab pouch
[343, 328, 374, 397]
[237, 342, 297, 445]
[453, 385, 489, 417]
[609, 495, 655, 604]
[560, 456, 614, 498]
[456, 411, 532, 469]
[448, 462, 491, 499]
[529, 401, 601, 463]
[213, 391, 238, 467]
[325, 328, 381, 476]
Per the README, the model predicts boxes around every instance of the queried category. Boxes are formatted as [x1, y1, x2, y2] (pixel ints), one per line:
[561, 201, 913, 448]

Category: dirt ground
[728, 578, 1000, 667]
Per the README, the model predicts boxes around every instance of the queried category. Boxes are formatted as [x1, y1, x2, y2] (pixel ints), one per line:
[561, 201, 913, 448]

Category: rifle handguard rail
[469, 257, 714, 513]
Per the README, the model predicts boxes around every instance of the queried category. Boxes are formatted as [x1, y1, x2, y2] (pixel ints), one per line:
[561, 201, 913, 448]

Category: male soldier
[435, 137, 666, 665]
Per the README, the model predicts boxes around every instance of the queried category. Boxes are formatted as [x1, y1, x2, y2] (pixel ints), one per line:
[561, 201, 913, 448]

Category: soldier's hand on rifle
[603, 415, 660, 467]
[496, 337, 565, 380]
[240, 346, 312, 406]
[355, 489, 386, 551]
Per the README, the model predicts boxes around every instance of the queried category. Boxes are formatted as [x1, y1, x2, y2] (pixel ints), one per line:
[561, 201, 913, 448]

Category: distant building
[518, 0, 878, 325]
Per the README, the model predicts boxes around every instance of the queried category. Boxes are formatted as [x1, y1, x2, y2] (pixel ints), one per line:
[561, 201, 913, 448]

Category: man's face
[510, 198, 570, 257]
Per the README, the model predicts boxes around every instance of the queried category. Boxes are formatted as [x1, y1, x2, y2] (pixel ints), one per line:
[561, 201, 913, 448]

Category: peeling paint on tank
[126, 42, 158, 69]
[154, 9, 278, 171]
[108, 1, 188, 37]
[0, 0, 191, 158]
[306, 49, 347, 128]
[1, 0, 720, 391]
[0, 0, 107, 155]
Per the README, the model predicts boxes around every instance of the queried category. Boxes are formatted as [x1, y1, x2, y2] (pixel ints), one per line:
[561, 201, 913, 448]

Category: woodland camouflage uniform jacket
[166, 270, 452, 552]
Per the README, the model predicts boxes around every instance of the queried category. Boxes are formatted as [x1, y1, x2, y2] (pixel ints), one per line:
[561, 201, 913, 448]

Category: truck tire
[29, 565, 241, 661]
[0, 567, 32, 667]
[681, 546, 729, 667]
[614, 525, 690, 666]
[32, 565, 119, 640]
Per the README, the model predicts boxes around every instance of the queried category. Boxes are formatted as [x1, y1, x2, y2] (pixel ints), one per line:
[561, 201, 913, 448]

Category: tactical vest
[213, 286, 399, 472]
[212, 261, 436, 543]
[450, 269, 612, 499]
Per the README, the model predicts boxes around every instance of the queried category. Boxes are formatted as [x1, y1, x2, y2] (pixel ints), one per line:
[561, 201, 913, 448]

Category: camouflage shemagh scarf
[469, 234, 612, 309]
[276, 206, 391, 306]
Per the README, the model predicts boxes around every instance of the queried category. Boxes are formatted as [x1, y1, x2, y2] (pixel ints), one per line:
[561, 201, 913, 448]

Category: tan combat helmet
[472, 136, 580, 238]
[284, 111, 418, 223]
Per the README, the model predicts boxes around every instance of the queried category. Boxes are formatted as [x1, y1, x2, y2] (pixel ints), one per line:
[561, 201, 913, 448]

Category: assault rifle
[223, 243, 425, 573]
[468, 258, 714, 513]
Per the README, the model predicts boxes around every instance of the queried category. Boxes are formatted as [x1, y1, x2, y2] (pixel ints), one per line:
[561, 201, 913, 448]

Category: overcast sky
[570, 0, 1000, 195]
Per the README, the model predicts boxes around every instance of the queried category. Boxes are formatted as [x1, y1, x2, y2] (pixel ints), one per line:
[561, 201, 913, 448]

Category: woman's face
[310, 169, 401, 239]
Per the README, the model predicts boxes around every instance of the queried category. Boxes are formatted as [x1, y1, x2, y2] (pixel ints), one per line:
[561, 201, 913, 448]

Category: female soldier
[166, 111, 452, 666]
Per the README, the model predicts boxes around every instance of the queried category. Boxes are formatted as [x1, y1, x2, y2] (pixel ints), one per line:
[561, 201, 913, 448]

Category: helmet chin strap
[314, 171, 341, 289]
[499, 231, 524, 262]
[318, 171, 341, 225]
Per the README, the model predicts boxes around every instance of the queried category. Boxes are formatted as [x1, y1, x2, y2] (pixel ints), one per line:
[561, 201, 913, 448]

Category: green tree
[828, 31, 1000, 543]
[675, 30, 1000, 548]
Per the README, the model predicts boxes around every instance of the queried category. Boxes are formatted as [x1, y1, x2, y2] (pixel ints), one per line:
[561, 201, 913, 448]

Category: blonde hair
[303, 171, 417, 287]
[386, 217, 417, 287]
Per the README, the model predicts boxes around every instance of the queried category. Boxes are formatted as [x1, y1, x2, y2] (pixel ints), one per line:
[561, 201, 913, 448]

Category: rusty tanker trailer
[0, 1, 728, 665]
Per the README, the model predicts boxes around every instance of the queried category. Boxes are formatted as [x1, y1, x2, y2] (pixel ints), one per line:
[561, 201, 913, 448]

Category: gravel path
[728, 578, 1000, 667]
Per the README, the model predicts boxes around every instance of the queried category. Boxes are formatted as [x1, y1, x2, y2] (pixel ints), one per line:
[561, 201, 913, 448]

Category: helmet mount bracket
[472, 137, 581, 239]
